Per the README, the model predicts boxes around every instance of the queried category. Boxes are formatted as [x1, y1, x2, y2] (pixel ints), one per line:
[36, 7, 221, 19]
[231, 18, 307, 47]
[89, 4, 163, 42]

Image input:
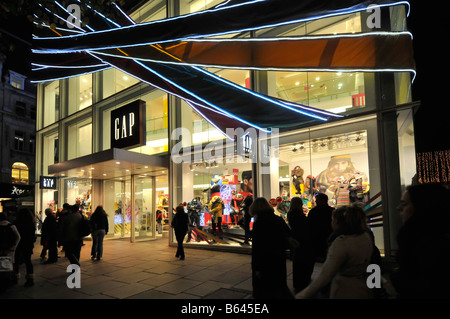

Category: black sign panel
[111, 99, 146, 149]
[40, 176, 57, 189]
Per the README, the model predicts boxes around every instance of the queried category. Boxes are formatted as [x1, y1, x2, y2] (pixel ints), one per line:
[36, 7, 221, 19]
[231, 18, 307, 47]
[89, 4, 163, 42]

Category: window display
[278, 130, 370, 212]
[64, 178, 92, 216]
[176, 161, 254, 247]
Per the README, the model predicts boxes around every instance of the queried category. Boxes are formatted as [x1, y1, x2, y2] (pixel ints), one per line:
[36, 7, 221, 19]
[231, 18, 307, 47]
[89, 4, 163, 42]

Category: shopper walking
[392, 183, 450, 299]
[171, 205, 189, 260]
[296, 205, 374, 299]
[90, 205, 109, 261]
[13, 208, 37, 287]
[250, 197, 294, 299]
[60, 204, 83, 266]
[287, 196, 315, 293]
[40, 208, 58, 264]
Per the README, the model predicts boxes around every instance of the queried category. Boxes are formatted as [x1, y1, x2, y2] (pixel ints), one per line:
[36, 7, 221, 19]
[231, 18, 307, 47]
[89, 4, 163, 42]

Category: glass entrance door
[104, 178, 131, 239]
[134, 175, 155, 240]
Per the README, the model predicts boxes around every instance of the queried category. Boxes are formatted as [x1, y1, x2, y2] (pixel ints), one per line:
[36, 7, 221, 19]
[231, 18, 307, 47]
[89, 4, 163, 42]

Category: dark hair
[175, 205, 185, 214]
[93, 205, 107, 216]
[315, 193, 328, 204]
[332, 205, 366, 235]
[249, 197, 274, 217]
[45, 208, 53, 216]
[289, 196, 303, 212]
[71, 204, 80, 213]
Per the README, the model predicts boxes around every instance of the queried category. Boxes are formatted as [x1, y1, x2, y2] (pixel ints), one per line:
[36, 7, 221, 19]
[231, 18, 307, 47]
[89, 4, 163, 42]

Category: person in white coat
[296, 205, 374, 299]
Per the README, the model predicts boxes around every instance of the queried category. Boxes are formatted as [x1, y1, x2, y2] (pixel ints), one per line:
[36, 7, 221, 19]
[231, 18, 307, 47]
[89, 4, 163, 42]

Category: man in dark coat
[171, 205, 189, 260]
[308, 193, 334, 262]
[41, 208, 58, 263]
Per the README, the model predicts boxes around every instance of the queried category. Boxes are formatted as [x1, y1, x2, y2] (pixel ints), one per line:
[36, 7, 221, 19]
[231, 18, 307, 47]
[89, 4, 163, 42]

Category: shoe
[91, 256, 96, 260]
[24, 274, 34, 287]
[96, 258, 101, 261]
[180, 256, 185, 260]
[44, 260, 57, 264]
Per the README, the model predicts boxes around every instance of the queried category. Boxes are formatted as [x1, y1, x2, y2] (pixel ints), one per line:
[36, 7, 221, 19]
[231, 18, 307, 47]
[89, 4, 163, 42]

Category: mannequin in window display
[335, 177, 350, 208]
[209, 195, 224, 234]
[241, 195, 253, 245]
[291, 166, 305, 196]
[240, 170, 253, 195]
[230, 192, 244, 226]
[316, 155, 368, 205]
[186, 198, 203, 242]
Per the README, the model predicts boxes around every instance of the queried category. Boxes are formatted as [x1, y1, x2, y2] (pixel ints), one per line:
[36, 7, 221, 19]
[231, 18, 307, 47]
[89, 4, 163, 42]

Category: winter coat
[41, 214, 58, 243]
[297, 231, 374, 299]
[252, 208, 293, 299]
[172, 210, 189, 235]
[0, 220, 21, 263]
[60, 211, 82, 243]
[90, 211, 109, 234]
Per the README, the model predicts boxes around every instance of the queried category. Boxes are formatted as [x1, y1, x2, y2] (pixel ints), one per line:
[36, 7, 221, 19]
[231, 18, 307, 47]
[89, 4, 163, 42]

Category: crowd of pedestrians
[1, 182, 449, 300]
[0, 203, 108, 292]
[249, 183, 450, 299]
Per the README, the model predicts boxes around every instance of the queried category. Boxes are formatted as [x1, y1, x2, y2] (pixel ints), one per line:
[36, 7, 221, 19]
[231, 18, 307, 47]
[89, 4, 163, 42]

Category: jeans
[91, 229, 106, 260]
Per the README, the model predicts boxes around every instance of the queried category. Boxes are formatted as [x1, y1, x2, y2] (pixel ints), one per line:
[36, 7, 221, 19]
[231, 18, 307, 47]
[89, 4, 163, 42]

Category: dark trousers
[91, 229, 106, 259]
[13, 250, 33, 275]
[46, 239, 58, 262]
[211, 217, 222, 233]
[292, 248, 315, 292]
[175, 232, 186, 258]
[64, 240, 82, 266]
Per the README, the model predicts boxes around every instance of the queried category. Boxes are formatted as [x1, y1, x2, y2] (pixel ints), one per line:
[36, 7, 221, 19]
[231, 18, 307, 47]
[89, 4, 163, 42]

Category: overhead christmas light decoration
[31, 0, 415, 135]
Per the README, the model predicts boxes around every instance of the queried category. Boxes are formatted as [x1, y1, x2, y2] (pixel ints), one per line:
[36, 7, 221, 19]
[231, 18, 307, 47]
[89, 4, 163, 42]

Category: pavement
[0, 236, 319, 300]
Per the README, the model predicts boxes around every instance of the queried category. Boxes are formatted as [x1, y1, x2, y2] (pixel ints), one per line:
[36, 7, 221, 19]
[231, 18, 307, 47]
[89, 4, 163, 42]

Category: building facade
[35, 0, 417, 259]
[0, 56, 36, 214]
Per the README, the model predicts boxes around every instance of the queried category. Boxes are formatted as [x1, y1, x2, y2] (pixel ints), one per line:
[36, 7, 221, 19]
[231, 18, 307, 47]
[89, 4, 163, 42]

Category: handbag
[0, 256, 13, 272]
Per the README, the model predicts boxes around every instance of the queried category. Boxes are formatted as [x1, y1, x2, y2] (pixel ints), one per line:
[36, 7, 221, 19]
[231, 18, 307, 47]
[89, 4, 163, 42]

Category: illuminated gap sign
[40, 176, 57, 189]
[111, 99, 146, 149]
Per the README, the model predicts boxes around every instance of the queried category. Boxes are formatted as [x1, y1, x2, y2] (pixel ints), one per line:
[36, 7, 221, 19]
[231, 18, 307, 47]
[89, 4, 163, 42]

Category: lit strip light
[32, 1, 344, 129]
[37, 3, 86, 33]
[32, 1, 410, 53]
[30, 67, 111, 83]
[53, 1, 95, 32]
[87, 3, 321, 131]
[132, 59, 271, 132]
[31, 62, 108, 69]
[185, 100, 235, 141]
[192, 65, 329, 121]
[81, 3, 339, 122]
[86, 31, 414, 74]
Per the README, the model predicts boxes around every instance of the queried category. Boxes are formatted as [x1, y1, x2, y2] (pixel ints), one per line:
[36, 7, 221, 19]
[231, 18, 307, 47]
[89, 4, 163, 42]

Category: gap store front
[33, 0, 417, 259]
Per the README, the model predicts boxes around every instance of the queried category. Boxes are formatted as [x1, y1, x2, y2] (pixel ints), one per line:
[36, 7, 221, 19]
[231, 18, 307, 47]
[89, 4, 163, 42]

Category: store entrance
[104, 178, 131, 239]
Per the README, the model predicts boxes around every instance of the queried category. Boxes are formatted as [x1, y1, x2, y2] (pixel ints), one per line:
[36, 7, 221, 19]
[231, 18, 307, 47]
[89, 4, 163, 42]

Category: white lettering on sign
[43, 178, 54, 188]
[114, 112, 136, 141]
[11, 186, 25, 196]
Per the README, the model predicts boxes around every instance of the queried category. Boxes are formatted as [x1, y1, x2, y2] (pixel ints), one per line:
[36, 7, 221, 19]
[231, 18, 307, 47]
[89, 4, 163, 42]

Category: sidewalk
[0, 237, 307, 299]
